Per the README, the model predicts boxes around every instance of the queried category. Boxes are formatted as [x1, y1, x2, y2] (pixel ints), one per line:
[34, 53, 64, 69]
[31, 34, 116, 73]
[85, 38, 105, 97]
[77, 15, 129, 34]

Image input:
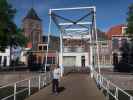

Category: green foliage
[0, 0, 28, 51]
[126, 3, 133, 35]
[14, 28, 28, 47]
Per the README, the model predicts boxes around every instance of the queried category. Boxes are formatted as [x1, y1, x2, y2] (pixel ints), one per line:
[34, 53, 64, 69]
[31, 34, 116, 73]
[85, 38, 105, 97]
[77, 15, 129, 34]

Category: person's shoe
[54, 92, 59, 95]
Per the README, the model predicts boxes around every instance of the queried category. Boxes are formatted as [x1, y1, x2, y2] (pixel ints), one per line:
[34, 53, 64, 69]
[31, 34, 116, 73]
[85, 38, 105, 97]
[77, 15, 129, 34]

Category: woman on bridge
[52, 65, 61, 95]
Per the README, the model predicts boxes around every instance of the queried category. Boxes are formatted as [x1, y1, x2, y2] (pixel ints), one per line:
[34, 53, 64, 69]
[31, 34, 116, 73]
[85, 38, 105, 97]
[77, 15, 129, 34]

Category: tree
[13, 28, 28, 47]
[0, 0, 27, 51]
[120, 40, 130, 63]
[126, 3, 133, 35]
[126, 3, 133, 64]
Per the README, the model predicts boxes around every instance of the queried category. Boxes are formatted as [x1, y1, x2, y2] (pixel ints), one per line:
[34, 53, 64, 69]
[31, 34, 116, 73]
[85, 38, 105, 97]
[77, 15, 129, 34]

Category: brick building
[22, 8, 43, 50]
[21, 8, 60, 66]
[106, 24, 127, 40]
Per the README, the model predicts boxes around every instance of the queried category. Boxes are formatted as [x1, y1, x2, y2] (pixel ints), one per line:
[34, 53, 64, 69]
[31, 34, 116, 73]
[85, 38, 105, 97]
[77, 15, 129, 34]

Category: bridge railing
[96, 55, 113, 66]
[0, 72, 52, 100]
[93, 71, 133, 100]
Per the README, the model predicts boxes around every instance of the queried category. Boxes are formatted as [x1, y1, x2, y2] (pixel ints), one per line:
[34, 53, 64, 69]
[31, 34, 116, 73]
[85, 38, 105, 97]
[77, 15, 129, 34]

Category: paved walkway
[26, 73, 105, 100]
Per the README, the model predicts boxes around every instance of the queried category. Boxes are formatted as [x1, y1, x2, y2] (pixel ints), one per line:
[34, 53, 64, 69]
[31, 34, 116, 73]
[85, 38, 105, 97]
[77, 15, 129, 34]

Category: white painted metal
[0, 72, 52, 100]
[44, 9, 52, 72]
[51, 6, 95, 11]
[130, 96, 133, 100]
[60, 31, 63, 77]
[59, 22, 92, 26]
[90, 14, 95, 78]
[28, 80, 31, 96]
[65, 28, 88, 31]
[63, 35, 90, 39]
[0, 48, 10, 67]
[51, 6, 95, 75]
[90, 29, 93, 78]
[14, 83, 16, 100]
[93, 71, 133, 100]
[93, 7, 100, 74]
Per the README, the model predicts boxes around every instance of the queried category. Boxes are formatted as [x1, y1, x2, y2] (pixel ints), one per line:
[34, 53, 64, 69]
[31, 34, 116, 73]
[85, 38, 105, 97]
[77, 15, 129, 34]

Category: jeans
[52, 79, 59, 93]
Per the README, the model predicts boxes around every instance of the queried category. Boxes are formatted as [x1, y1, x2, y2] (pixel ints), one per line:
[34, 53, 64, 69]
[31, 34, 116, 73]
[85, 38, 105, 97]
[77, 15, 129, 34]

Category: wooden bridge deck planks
[26, 73, 106, 100]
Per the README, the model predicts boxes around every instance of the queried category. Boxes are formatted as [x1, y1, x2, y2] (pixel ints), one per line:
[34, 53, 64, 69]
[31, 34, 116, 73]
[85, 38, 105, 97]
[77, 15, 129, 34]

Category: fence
[94, 55, 112, 66]
[93, 71, 133, 100]
[0, 72, 52, 100]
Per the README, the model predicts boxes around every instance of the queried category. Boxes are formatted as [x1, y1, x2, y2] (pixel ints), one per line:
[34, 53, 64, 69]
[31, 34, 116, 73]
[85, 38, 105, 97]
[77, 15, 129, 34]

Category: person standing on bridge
[52, 65, 61, 95]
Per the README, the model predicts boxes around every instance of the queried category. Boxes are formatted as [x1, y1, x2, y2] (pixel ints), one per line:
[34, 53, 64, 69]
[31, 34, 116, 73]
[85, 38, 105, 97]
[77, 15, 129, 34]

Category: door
[81, 56, 85, 67]
[63, 56, 76, 67]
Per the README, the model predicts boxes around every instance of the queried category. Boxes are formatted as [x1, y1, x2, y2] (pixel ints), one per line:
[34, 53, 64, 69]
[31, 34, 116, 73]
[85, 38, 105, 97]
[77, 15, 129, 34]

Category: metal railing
[93, 71, 133, 100]
[96, 55, 112, 65]
[0, 72, 52, 100]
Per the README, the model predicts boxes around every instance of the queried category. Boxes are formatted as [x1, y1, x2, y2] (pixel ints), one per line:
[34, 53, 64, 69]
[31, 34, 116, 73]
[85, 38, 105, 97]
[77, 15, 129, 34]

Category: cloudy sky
[9, 0, 133, 35]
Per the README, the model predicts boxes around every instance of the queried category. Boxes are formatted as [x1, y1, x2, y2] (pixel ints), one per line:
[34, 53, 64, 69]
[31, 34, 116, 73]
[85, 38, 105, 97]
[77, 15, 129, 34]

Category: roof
[106, 24, 126, 40]
[23, 8, 41, 21]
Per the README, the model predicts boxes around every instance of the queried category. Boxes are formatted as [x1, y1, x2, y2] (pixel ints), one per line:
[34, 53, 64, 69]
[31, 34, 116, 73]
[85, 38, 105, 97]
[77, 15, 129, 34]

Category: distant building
[33, 35, 60, 66]
[0, 47, 10, 67]
[0, 46, 22, 67]
[59, 35, 90, 68]
[105, 24, 129, 64]
[106, 24, 127, 40]
[22, 8, 43, 50]
[42, 35, 60, 51]
[106, 24, 128, 52]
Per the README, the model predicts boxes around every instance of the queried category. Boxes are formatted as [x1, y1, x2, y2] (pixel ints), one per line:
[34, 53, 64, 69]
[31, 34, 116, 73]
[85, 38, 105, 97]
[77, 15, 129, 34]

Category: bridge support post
[14, 83, 16, 100]
[90, 45, 94, 78]
[59, 31, 64, 77]
[28, 80, 31, 96]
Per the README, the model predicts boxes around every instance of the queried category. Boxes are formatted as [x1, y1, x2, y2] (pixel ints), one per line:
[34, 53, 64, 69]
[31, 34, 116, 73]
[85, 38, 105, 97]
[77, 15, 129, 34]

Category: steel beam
[51, 6, 95, 11]
[65, 28, 88, 31]
[59, 22, 92, 26]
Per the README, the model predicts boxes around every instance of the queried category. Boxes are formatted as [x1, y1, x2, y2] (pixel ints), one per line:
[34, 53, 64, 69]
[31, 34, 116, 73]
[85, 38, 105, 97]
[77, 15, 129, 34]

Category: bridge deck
[26, 73, 105, 100]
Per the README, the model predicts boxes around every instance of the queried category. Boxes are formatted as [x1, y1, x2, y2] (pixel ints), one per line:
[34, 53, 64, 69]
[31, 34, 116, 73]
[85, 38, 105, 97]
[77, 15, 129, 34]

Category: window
[121, 38, 127, 46]
[52, 57, 56, 64]
[47, 57, 52, 64]
[43, 46, 47, 50]
[43, 56, 56, 64]
[3, 56, 7, 67]
[112, 38, 119, 50]
[81, 56, 85, 60]
[39, 46, 42, 51]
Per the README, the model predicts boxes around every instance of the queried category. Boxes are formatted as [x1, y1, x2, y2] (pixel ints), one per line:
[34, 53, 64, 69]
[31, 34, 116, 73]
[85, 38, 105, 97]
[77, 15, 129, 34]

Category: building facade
[59, 36, 90, 68]
[22, 8, 43, 50]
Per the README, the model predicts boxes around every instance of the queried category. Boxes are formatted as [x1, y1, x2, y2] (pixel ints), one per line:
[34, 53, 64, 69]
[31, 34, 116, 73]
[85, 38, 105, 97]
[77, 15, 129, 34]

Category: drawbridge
[0, 6, 133, 100]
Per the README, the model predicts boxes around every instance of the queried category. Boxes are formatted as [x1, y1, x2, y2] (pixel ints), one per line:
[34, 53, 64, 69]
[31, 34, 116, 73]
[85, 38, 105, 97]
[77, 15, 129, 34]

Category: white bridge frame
[46, 6, 100, 77]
